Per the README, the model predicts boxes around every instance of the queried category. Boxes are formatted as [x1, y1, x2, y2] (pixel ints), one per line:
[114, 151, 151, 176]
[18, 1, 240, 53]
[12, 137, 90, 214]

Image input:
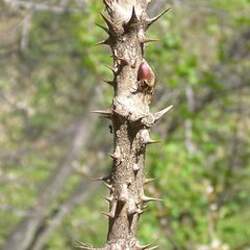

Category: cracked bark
[80, 1, 172, 250]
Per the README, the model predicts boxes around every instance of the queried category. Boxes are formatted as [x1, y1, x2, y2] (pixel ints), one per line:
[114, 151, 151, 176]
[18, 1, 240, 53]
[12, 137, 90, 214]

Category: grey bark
[80, 1, 172, 249]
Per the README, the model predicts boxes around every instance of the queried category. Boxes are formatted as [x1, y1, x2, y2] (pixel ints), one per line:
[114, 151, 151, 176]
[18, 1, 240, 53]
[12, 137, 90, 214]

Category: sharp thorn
[103, 200, 117, 218]
[103, 80, 115, 86]
[100, 13, 115, 32]
[124, 6, 139, 31]
[93, 175, 111, 183]
[104, 196, 113, 203]
[96, 39, 110, 46]
[144, 244, 154, 249]
[136, 242, 159, 250]
[90, 110, 112, 115]
[74, 246, 91, 249]
[103, 0, 111, 8]
[74, 241, 93, 249]
[137, 208, 144, 215]
[103, 182, 113, 190]
[109, 153, 117, 159]
[105, 65, 116, 74]
[96, 23, 110, 34]
[144, 178, 155, 185]
[147, 8, 171, 29]
[146, 139, 161, 145]
[101, 211, 114, 218]
[142, 196, 163, 203]
[136, 243, 153, 250]
[154, 105, 173, 123]
[100, 13, 111, 24]
[109, 152, 120, 160]
[109, 146, 121, 160]
[143, 38, 160, 44]
[129, 6, 138, 23]
[140, 129, 155, 145]
[147, 246, 159, 250]
[90, 109, 112, 119]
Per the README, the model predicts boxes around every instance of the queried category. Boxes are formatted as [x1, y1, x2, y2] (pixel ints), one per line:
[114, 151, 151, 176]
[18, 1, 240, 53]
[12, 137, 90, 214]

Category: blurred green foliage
[0, 0, 250, 249]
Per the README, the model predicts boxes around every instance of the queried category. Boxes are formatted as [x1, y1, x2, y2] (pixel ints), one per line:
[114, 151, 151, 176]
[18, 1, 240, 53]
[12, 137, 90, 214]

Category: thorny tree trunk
[81, 1, 172, 249]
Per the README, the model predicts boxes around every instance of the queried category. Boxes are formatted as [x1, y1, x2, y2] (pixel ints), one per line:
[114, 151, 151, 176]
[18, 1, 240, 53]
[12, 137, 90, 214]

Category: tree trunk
[81, 1, 172, 249]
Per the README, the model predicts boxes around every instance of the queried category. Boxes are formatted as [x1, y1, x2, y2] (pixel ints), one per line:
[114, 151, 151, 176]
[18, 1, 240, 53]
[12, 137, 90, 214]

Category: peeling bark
[81, 1, 172, 249]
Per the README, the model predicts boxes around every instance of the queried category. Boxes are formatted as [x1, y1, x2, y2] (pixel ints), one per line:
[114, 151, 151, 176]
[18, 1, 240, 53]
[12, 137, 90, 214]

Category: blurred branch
[30, 180, 100, 250]
[20, 11, 32, 51]
[0, 205, 27, 217]
[166, 78, 250, 138]
[158, 215, 184, 250]
[3, 0, 83, 13]
[184, 86, 196, 154]
[2, 87, 99, 250]
[217, 88, 243, 209]
[0, 118, 86, 165]
[28, 148, 111, 250]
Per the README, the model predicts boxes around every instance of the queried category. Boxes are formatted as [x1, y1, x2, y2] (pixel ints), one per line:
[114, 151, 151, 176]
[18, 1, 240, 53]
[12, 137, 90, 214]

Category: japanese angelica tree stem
[82, 1, 172, 249]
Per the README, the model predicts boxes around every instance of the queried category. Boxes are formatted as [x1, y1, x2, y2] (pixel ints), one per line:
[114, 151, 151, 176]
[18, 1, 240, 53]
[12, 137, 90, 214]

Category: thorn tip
[147, 8, 171, 29]
[154, 105, 173, 123]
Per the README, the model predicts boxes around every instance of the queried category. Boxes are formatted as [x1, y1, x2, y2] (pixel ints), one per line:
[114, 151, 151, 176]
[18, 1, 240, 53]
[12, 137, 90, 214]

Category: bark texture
[81, 1, 172, 249]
